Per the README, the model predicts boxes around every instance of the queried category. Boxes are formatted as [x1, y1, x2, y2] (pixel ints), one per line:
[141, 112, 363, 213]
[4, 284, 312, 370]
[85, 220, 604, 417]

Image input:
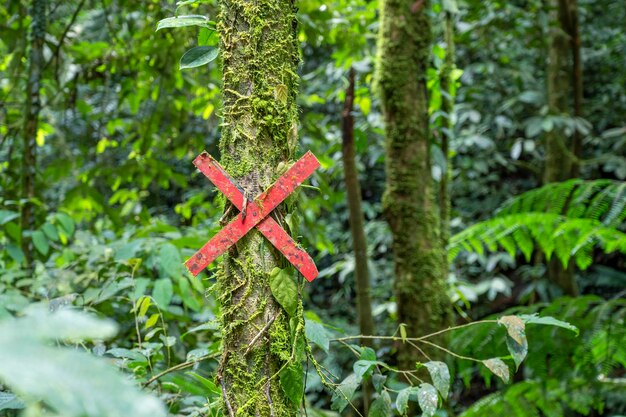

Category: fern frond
[449, 213, 626, 269]
[497, 179, 626, 226]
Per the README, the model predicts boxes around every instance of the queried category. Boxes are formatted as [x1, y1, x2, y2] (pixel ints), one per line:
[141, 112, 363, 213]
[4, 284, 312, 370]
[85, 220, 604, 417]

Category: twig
[265, 376, 275, 417]
[143, 353, 218, 386]
[220, 377, 235, 417]
[418, 339, 482, 363]
[244, 311, 280, 356]
[331, 319, 498, 343]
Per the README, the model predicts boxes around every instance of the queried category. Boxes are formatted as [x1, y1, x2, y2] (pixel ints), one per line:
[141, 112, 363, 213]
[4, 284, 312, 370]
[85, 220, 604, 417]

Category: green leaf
[0, 210, 19, 225]
[331, 373, 361, 412]
[106, 348, 148, 363]
[368, 392, 392, 417]
[519, 314, 579, 335]
[482, 358, 510, 383]
[180, 46, 219, 70]
[395, 387, 417, 415]
[305, 320, 329, 352]
[498, 316, 528, 369]
[56, 212, 75, 236]
[187, 371, 221, 395]
[399, 323, 407, 342]
[42, 222, 60, 242]
[32, 230, 49, 255]
[442, 0, 459, 13]
[0, 308, 165, 417]
[269, 267, 298, 316]
[424, 361, 450, 399]
[6, 245, 25, 263]
[0, 392, 24, 411]
[280, 362, 303, 405]
[158, 243, 182, 279]
[372, 374, 387, 392]
[145, 313, 159, 329]
[138, 296, 151, 317]
[152, 279, 173, 308]
[157, 15, 209, 31]
[417, 383, 438, 417]
[353, 360, 383, 379]
[275, 84, 288, 105]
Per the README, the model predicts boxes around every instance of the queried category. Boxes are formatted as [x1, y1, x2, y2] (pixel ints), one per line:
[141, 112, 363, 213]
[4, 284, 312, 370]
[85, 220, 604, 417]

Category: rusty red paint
[184, 151, 320, 282]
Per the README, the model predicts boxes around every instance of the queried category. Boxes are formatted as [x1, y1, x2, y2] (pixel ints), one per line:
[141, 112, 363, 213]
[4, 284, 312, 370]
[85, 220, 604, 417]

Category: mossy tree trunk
[21, 0, 46, 268]
[376, 0, 451, 368]
[215, 0, 304, 416]
[341, 68, 374, 413]
[544, 0, 582, 296]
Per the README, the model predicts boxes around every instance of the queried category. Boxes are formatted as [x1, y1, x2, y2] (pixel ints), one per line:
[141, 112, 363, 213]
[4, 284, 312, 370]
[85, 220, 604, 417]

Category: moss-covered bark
[375, 0, 451, 367]
[216, 0, 303, 415]
[544, 0, 581, 296]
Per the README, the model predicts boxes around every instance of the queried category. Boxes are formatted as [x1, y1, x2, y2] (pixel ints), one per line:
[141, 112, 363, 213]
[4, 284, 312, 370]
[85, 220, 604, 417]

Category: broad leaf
[305, 320, 329, 352]
[424, 361, 450, 398]
[180, 46, 219, 70]
[32, 230, 49, 255]
[0, 210, 19, 225]
[498, 316, 528, 369]
[417, 383, 438, 417]
[369, 391, 392, 417]
[269, 268, 298, 316]
[519, 314, 579, 335]
[0, 309, 165, 417]
[395, 387, 418, 415]
[353, 360, 384, 379]
[158, 243, 182, 279]
[280, 362, 304, 405]
[331, 373, 361, 412]
[483, 358, 510, 383]
[157, 15, 209, 31]
[152, 278, 173, 308]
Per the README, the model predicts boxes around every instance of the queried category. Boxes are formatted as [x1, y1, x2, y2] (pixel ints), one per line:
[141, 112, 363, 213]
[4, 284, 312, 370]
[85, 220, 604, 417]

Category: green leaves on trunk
[280, 362, 304, 405]
[156, 14, 219, 70]
[269, 267, 298, 316]
[180, 46, 219, 70]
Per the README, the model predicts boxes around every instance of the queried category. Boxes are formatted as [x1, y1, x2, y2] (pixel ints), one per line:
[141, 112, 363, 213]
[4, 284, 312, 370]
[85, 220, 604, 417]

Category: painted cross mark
[185, 151, 320, 282]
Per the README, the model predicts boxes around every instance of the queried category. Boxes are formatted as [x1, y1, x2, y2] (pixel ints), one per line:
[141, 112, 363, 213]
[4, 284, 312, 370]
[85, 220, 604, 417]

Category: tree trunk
[439, 10, 455, 251]
[376, 0, 451, 367]
[21, 0, 47, 267]
[341, 67, 374, 413]
[544, 0, 581, 296]
[216, 0, 304, 416]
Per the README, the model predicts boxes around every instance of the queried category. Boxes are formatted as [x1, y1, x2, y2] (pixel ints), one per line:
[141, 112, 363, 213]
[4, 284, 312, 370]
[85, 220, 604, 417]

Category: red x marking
[185, 151, 320, 282]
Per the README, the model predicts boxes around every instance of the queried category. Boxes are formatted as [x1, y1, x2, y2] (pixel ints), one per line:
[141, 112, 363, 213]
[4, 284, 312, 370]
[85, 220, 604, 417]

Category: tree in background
[376, 0, 451, 367]
[544, 0, 583, 296]
[21, 0, 46, 268]
[341, 67, 374, 413]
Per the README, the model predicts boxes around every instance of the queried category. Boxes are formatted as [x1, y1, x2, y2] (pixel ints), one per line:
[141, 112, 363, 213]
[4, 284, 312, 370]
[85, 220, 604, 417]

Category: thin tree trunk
[376, 0, 451, 367]
[341, 67, 374, 413]
[544, 0, 581, 296]
[216, 0, 303, 416]
[439, 11, 455, 251]
[21, 0, 47, 267]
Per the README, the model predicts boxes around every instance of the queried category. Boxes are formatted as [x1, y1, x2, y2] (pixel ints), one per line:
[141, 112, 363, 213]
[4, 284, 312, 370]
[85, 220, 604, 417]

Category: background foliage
[0, 0, 624, 416]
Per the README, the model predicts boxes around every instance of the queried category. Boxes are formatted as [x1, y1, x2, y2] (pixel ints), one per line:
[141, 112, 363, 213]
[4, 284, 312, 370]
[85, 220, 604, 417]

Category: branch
[143, 353, 218, 386]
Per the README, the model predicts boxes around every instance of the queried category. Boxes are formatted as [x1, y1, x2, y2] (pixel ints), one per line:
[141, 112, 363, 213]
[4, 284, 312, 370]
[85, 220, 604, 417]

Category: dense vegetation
[0, 0, 624, 416]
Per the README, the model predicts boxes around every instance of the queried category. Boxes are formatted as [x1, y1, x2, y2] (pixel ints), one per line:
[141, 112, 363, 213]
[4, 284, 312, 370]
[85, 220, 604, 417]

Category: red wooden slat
[185, 152, 320, 281]
[190, 152, 319, 281]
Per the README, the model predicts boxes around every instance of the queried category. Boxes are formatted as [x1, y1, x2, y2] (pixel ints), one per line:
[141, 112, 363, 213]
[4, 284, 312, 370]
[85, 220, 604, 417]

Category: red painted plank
[185, 152, 320, 280]
[190, 152, 318, 281]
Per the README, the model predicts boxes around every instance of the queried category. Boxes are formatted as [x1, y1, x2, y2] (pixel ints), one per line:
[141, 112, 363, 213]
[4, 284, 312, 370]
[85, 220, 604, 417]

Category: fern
[450, 180, 626, 268]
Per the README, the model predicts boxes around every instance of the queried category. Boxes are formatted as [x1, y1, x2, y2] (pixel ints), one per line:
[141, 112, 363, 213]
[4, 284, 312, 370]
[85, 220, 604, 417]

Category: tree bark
[376, 0, 451, 367]
[216, 0, 303, 416]
[341, 68, 374, 413]
[21, 0, 47, 267]
[439, 11, 455, 251]
[544, 0, 582, 296]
